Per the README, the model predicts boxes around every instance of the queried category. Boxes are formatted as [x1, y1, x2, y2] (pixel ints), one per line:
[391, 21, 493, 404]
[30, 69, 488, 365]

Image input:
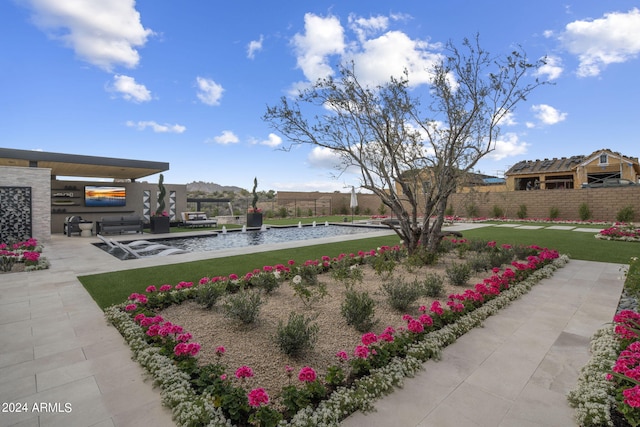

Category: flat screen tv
[84, 186, 126, 207]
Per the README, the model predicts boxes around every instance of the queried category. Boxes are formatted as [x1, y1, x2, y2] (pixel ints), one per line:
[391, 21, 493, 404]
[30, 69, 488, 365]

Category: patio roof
[0, 148, 169, 180]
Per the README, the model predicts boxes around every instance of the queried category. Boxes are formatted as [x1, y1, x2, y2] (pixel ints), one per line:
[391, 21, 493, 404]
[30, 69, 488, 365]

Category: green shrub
[250, 272, 281, 294]
[549, 206, 560, 219]
[289, 274, 327, 307]
[406, 246, 439, 267]
[422, 273, 444, 297]
[617, 205, 636, 223]
[330, 262, 363, 286]
[195, 281, 227, 309]
[381, 278, 422, 311]
[465, 203, 479, 218]
[488, 247, 515, 268]
[222, 289, 262, 324]
[517, 204, 528, 219]
[468, 239, 490, 252]
[512, 244, 538, 260]
[275, 312, 319, 357]
[445, 262, 472, 286]
[578, 203, 592, 221]
[341, 289, 377, 332]
[467, 252, 491, 273]
[445, 205, 454, 216]
[491, 205, 504, 218]
[377, 203, 387, 215]
[278, 207, 288, 218]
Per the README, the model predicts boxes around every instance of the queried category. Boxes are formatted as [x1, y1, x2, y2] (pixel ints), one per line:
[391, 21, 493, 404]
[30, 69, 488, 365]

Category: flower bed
[106, 241, 564, 427]
[596, 225, 640, 242]
[569, 257, 640, 426]
[0, 238, 49, 273]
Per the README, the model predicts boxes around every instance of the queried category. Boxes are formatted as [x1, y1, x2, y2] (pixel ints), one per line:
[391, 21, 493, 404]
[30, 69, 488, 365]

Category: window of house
[599, 154, 608, 165]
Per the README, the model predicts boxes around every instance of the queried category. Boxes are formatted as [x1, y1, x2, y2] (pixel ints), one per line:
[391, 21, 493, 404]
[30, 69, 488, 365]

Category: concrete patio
[0, 225, 624, 426]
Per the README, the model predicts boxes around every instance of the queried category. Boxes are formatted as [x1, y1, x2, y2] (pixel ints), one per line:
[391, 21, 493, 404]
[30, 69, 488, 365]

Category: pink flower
[383, 326, 396, 335]
[361, 332, 378, 346]
[177, 333, 192, 342]
[336, 351, 349, 361]
[198, 277, 210, 285]
[402, 314, 413, 321]
[229, 274, 239, 281]
[298, 366, 317, 382]
[407, 319, 424, 334]
[125, 303, 137, 311]
[159, 284, 172, 292]
[430, 301, 443, 316]
[378, 332, 394, 342]
[285, 365, 294, 377]
[215, 346, 226, 356]
[145, 285, 157, 293]
[220, 374, 227, 381]
[235, 365, 254, 379]
[418, 305, 427, 313]
[288, 259, 295, 266]
[248, 388, 269, 407]
[623, 385, 640, 408]
[354, 345, 370, 359]
[419, 314, 433, 326]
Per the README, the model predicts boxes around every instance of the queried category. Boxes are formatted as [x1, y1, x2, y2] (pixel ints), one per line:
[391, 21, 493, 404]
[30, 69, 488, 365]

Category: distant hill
[186, 181, 245, 194]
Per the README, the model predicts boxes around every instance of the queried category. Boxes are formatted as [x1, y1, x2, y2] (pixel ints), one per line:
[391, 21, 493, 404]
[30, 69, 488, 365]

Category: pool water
[100, 224, 386, 259]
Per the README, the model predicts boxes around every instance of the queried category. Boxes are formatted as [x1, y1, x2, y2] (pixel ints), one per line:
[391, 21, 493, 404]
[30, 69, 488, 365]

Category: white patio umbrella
[350, 186, 358, 222]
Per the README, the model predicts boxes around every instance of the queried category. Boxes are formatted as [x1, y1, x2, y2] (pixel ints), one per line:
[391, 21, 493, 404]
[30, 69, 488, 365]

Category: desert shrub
[445, 205, 454, 216]
[296, 264, 320, 286]
[465, 203, 479, 218]
[330, 261, 363, 286]
[278, 207, 288, 218]
[491, 205, 504, 218]
[512, 244, 538, 260]
[422, 273, 445, 297]
[275, 312, 319, 357]
[406, 246, 439, 267]
[488, 247, 515, 268]
[517, 204, 528, 219]
[467, 252, 491, 273]
[381, 278, 422, 312]
[341, 289, 377, 332]
[250, 272, 282, 294]
[617, 205, 636, 223]
[578, 203, 592, 221]
[437, 238, 456, 253]
[549, 206, 560, 219]
[377, 203, 387, 215]
[467, 239, 490, 252]
[370, 255, 397, 278]
[195, 281, 227, 309]
[289, 275, 327, 307]
[222, 289, 262, 324]
[445, 262, 472, 286]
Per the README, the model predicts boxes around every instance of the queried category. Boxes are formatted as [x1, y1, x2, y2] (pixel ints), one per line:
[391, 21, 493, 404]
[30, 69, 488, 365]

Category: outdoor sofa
[98, 215, 144, 235]
[180, 212, 218, 228]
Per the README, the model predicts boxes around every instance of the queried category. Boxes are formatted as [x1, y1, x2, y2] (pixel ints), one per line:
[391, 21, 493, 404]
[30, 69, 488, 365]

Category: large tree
[264, 36, 547, 255]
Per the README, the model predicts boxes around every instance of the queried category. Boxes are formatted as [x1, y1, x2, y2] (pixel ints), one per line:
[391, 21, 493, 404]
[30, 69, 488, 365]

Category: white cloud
[531, 104, 567, 125]
[307, 146, 343, 169]
[292, 13, 345, 81]
[497, 109, 517, 126]
[23, 0, 153, 71]
[348, 14, 389, 43]
[349, 31, 442, 87]
[256, 133, 282, 147]
[111, 74, 151, 102]
[559, 8, 640, 77]
[126, 120, 185, 133]
[535, 55, 563, 80]
[196, 77, 224, 106]
[487, 133, 529, 160]
[247, 35, 264, 59]
[212, 130, 239, 144]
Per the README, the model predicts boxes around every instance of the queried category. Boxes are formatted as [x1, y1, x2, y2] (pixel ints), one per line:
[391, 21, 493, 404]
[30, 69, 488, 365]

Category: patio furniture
[79, 221, 93, 237]
[98, 215, 144, 235]
[181, 212, 218, 228]
[64, 216, 92, 237]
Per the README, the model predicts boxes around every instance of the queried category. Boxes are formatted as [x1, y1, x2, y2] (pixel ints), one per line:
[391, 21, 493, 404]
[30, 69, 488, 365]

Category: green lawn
[79, 222, 639, 310]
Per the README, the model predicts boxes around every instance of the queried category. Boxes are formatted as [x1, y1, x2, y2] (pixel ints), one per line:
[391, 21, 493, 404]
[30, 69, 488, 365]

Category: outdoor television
[84, 185, 126, 207]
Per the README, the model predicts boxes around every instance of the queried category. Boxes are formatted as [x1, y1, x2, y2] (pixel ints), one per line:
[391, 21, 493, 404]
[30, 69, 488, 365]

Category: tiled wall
[0, 166, 51, 242]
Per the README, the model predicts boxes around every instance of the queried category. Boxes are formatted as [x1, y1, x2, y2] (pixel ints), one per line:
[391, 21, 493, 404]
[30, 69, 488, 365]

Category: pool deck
[0, 223, 625, 426]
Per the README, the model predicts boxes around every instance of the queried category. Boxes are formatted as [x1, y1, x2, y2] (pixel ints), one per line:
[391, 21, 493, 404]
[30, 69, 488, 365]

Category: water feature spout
[312, 221, 316, 227]
[298, 221, 302, 228]
[325, 221, 329, 226]
[242, 225, 247, 233]
[222, 226, 227, 234]
[260, 224, 267, 231]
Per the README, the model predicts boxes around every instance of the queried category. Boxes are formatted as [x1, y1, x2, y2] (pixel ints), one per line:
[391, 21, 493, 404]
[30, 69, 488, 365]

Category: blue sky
[2, 1, 639, 192]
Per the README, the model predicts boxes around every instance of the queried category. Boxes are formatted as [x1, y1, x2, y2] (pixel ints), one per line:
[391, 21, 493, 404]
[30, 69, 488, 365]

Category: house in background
[505, 148, 640, 191]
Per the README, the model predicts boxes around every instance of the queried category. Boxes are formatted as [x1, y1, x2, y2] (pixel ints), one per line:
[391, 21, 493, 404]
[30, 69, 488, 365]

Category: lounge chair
[113, 241, 187, 259]
[98, 234, 178, 253]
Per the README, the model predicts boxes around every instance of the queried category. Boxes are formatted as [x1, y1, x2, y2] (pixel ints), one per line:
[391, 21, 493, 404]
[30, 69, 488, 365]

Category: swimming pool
[99, 224, 387, 259]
